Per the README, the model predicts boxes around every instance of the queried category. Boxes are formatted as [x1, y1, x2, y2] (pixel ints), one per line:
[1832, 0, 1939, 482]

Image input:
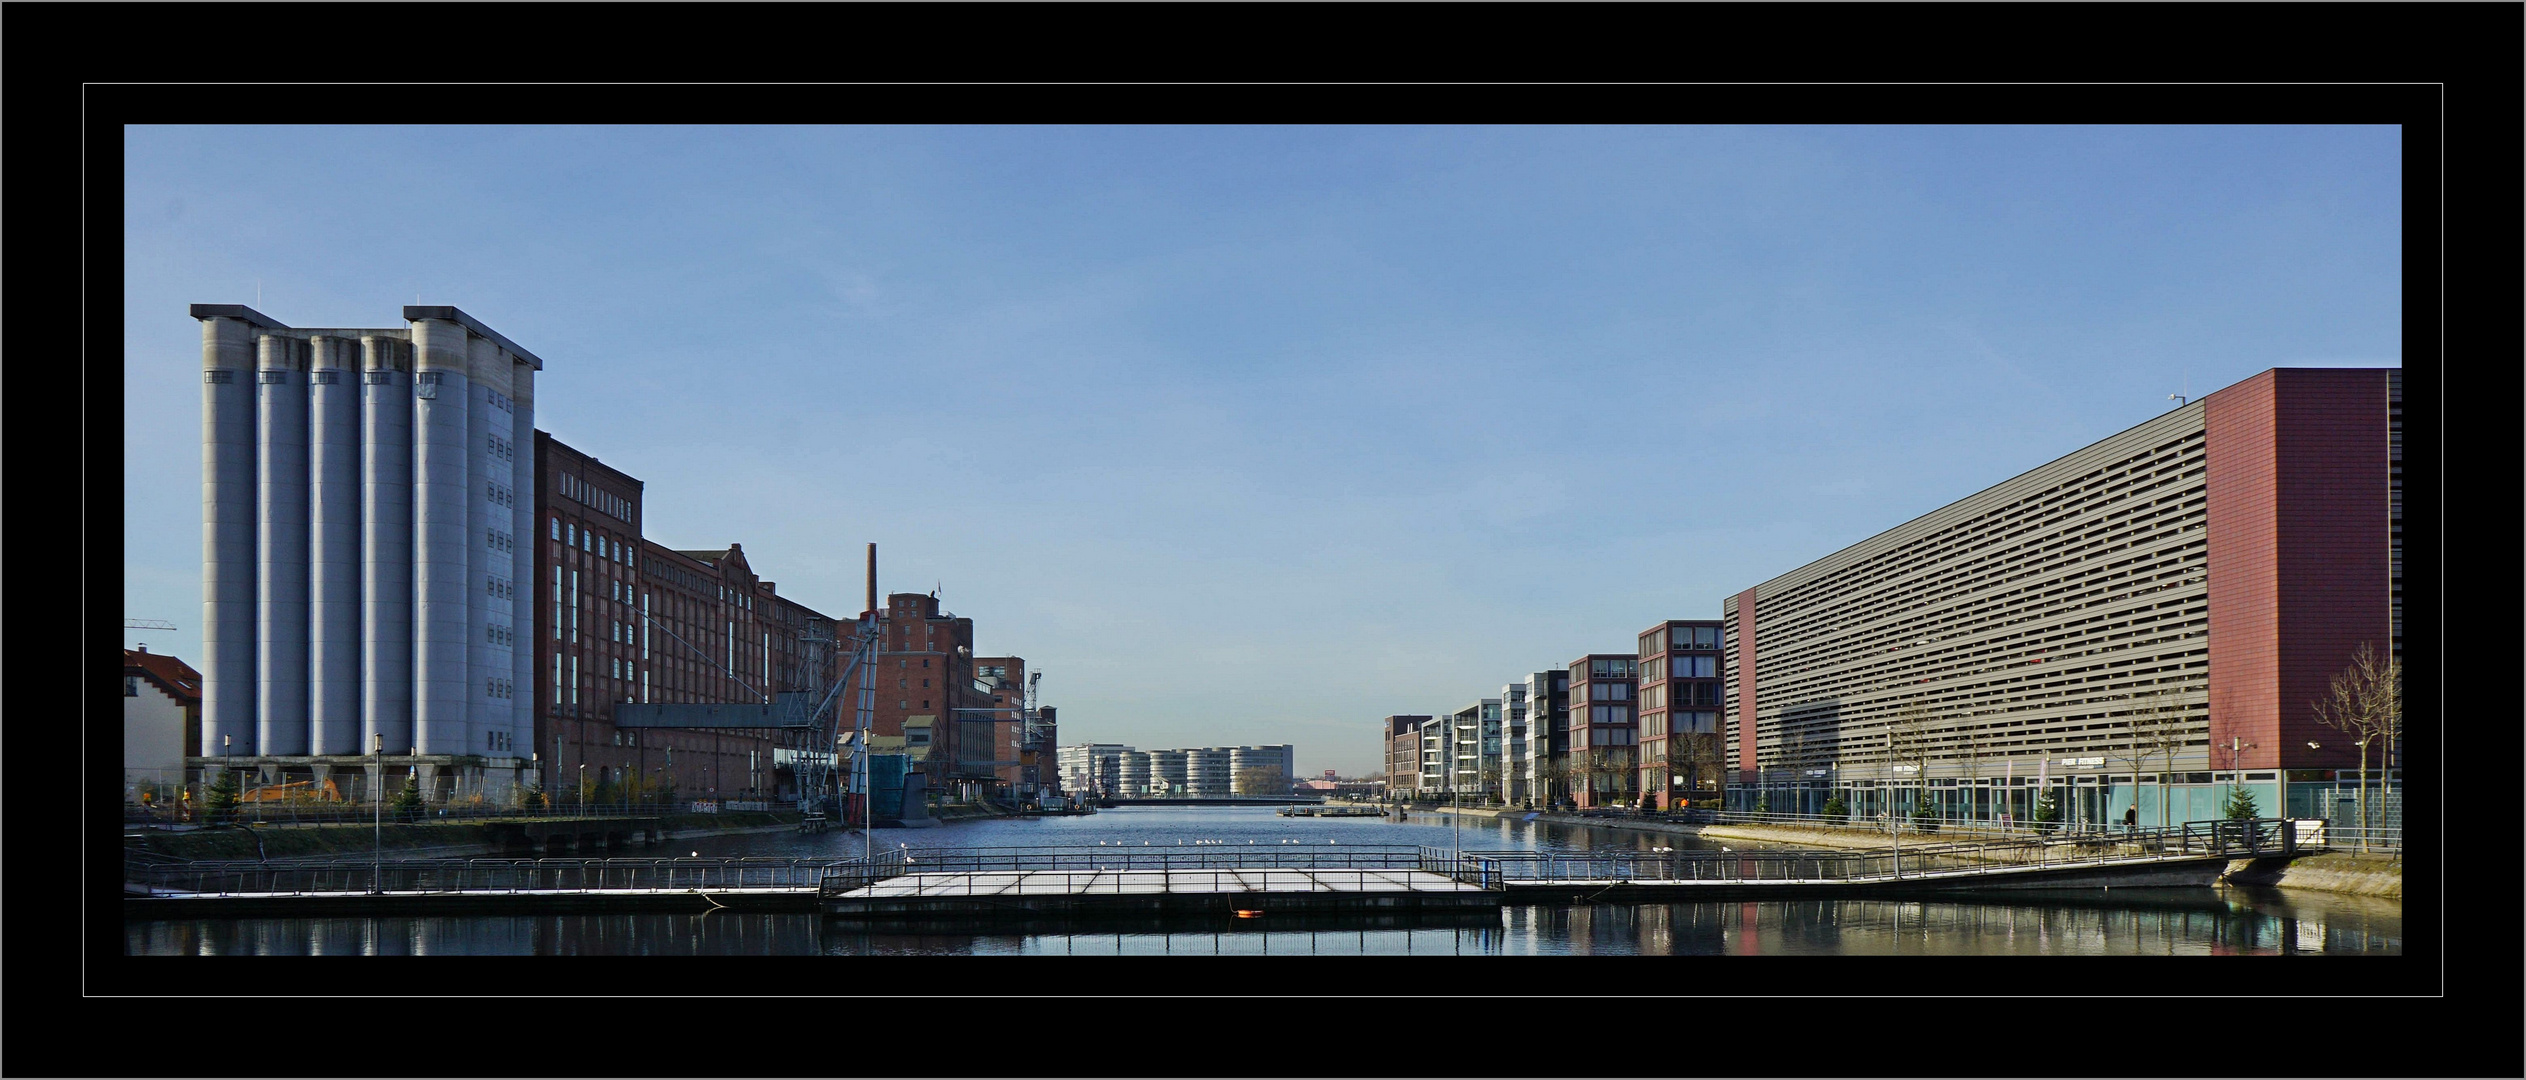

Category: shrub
[2222, 785, 2260, 820]
[1911, 795, 1940, 832]
[391, 776, 426, 822]
[1821, 794, 1849, 819]
[205, 772, 240, 826]
[2032, 790, 2061, 834]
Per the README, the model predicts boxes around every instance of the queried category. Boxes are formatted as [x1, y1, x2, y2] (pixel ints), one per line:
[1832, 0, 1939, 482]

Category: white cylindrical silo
[200, 313, 261, 757]
[361, 334, 414, 757]
[411, 317, 472, 758]
[308, 336, 363, 756]
[509, 360, 537, 770]
[256, 333, 313, 757]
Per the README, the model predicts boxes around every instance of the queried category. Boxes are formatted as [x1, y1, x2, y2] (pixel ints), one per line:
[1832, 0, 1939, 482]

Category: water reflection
[127, 885, 2396, 957]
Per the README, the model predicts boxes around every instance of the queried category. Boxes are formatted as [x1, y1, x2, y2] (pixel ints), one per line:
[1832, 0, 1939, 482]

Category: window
[125, 676, 140, 697]
[1611, 683, 1630, 701]
[567, 523, 576, 545]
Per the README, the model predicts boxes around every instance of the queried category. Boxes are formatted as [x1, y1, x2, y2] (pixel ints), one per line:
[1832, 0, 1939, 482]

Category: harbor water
[124, 806, 2400, 956]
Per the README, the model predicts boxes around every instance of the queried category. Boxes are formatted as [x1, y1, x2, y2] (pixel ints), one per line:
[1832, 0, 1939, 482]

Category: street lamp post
[1887, 726, 1899, 880]
[372, 733, 384, 894]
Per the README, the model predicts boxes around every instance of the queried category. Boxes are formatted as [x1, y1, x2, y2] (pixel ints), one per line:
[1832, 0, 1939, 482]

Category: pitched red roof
[125, 649, 202, 705]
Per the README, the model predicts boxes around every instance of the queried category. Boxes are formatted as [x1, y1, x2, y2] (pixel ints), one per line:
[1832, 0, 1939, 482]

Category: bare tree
[1477, 760, 1504, 806]
[1235, 767, 1282, 797]
[1888, 703, 1935, 824]
[2131, 686, 2190, 830]
[1641, 747, 1672, 810]
[2108, 694, 2154, 835]
[1688, 735, 1726, 808]
[1953, 710, 1988, 825]
[2313, 643, 2401, 851]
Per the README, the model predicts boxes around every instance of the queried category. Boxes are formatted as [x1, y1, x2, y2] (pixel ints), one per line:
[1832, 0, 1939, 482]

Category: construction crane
[126, 619, 178, 631]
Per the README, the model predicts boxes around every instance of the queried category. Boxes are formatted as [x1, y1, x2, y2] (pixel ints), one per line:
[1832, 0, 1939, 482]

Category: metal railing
[123, 800, 777, 827]
[1458, 819, 2304, 886]
[820, 867, 1467, 899]
[842, 845, 1436, 875]
[822, 846, 1497, 897]
[129, 856, 850, 897]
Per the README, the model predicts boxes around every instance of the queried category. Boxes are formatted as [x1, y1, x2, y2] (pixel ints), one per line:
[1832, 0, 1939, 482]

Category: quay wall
[1703, 824, 2402, 898]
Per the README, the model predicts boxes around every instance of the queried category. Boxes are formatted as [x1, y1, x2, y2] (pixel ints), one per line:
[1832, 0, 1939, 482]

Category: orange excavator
[238, 778, 343, 803]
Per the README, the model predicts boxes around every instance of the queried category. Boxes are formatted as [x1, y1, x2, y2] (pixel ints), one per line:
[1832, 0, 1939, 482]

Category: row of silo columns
[198, 306, 538, 801]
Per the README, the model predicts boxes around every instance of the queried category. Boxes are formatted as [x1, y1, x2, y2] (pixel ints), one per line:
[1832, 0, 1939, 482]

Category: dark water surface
[125, 806, 2399, 956]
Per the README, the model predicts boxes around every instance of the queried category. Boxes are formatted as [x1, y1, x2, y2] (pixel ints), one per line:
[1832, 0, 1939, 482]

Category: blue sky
[123, 125, 2402, 776]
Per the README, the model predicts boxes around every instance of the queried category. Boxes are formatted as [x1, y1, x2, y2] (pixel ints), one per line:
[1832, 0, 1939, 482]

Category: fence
[1579, 806, 2398, 850]
[127, 855, 874, 897]
[1456, 819, 2309, 886]
[123, 799, 786, 828]
[818, 846, 1494, 896]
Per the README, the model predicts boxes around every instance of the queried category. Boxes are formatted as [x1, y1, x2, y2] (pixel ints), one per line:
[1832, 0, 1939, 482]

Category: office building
[1188, 747, 1235, 797]
[1059, 743, 1131, 798]
[1384, 715, 1432, 796]
[1723, 368, 2401, 826]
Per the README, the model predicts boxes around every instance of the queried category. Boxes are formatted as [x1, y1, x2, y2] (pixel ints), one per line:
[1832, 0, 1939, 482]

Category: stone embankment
[2218, 851, 2402, 899]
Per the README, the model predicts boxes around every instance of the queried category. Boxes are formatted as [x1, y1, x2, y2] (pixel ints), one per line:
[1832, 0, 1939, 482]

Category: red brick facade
[1733, 587, 1758, 781]
[2203, 369, 2393, 772]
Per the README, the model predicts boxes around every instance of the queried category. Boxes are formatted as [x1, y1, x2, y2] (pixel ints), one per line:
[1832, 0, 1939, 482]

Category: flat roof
[404, 306, 545, 370]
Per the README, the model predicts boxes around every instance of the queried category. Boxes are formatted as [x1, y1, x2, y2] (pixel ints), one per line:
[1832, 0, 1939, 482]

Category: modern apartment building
[1384, 715, 1432, 796]
[1523, 671, 1570, 806]
[1723, 368, 2402, 827]
[1567, 654, 1639, 807]
[1499, 683, 1531, 804]
[1637, 620, 1726, 809]
[1442, 701, 1503, 801]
